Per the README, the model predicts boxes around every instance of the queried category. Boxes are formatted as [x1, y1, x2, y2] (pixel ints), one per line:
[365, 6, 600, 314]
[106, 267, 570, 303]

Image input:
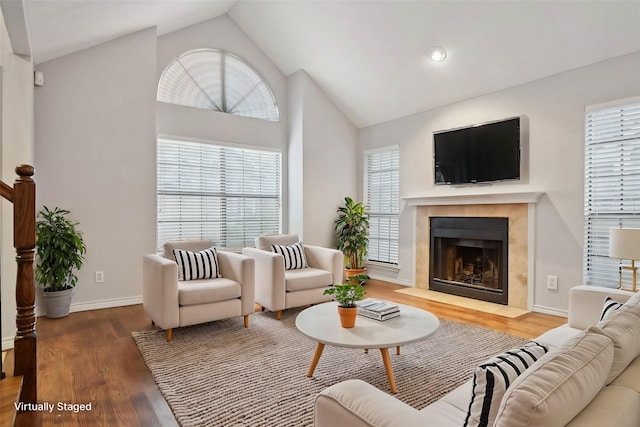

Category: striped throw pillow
[173, 247, 221, 281]
[271, 241, 308, 270]
[464, 341, 549, 427]
[601, 296, 624, 321]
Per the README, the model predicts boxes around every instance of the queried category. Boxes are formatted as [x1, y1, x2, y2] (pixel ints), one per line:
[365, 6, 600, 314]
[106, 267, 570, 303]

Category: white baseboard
[2, 336, 14, 351]
[367, 274, 414, 287]
[532, 304, 568, 318]
[68, 295, 142, 313]
[35, 295, 143, 317]
[5, 295, 143, 350]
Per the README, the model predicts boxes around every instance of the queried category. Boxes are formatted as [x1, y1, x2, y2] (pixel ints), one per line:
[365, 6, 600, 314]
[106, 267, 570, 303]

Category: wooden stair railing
[0, 165, 36, 404]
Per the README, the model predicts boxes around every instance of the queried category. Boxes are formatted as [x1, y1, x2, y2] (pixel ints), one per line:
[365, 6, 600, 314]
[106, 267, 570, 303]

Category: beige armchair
[242, 234, 343, 319]
[143, 239, 255, 341]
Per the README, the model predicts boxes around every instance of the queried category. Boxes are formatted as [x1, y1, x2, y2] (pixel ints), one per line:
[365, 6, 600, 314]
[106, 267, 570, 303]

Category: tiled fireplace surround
[407, 192, 543, 310]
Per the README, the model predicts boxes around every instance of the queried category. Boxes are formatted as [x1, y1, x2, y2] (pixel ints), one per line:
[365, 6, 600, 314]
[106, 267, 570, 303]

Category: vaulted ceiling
[18, 0, 640, 128]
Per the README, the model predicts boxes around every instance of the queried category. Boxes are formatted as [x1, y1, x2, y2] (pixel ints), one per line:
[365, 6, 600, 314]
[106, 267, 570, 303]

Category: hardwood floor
[6, 280, 565, 426]
[9, 305, 177, 427]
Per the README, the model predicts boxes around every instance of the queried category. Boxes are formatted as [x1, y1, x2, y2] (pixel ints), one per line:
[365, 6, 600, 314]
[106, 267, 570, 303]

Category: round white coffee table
[295, 301, 439, 393]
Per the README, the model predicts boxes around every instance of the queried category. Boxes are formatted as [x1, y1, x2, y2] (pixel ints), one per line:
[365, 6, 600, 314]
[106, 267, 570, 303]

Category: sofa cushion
[464, 341, 549, 427]
[624, 290, 640, 306]
[439, 381, 473, 413]
[535, 323, 584, 349]
[173, 247, 221, 280]
[271, 241, 309, 270]
[601, 296, 624, 321]
[419, 399, 469, 426]
[285, 268, 332, 292]
[565, 385, 640, 427]
[493, 331, 614, 427]
[590, 302, 640, 383]
[610, 355, 640, 393]
[178, 278, 240, 306]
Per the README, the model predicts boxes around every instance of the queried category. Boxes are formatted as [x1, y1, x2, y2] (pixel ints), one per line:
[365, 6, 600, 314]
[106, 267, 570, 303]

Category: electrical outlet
[95, 271, 104, 283]
[546, 275, 558, 290]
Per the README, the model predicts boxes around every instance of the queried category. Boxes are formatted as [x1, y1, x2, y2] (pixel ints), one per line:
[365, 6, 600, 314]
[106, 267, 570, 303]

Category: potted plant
[335, 196, 369, 281]
[323, 283, 366, 328]
[346, 272, 370, 286]
[35, 206, 86, 318]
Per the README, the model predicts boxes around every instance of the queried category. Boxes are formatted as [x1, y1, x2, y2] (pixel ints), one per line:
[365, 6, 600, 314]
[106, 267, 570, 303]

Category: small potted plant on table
[323, 282, 366, 328]
[36, 206, 86, 318]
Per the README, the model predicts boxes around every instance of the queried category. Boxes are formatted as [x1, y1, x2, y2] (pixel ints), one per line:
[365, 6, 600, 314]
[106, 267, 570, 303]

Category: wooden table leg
[380, 348, 397, 394]
[396, 346, 400, 355]
[307, 343, 325, 377]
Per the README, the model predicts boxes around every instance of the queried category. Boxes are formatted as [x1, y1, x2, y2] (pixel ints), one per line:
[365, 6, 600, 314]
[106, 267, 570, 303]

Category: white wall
[287, 71, 304, 237]
[0, 9, 34, 349]
[287, 70, 358, 247]
[359, 52, 640, 314]
[33, 28, 157, 314]
[156, 15, 287, 151]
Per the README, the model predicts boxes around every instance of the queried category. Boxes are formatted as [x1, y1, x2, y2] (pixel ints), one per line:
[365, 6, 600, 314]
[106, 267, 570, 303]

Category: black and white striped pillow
[271, 241, 308, 270]
[173, 247, 221, 281]
[600, 296, 624, 321]
[464, 341, 549, 427]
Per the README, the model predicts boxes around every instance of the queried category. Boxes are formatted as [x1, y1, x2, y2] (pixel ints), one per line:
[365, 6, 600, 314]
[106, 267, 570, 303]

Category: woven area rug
[133, 309, 529, 427]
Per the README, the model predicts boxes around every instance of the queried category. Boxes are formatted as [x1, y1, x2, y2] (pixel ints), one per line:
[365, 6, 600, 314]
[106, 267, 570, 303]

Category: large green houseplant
[335, 196, 369, 278]
[35, 206, 86, 318]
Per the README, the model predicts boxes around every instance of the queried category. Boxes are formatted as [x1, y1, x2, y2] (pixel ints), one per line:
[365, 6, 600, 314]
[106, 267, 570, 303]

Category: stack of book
[356, 299, 400, 321]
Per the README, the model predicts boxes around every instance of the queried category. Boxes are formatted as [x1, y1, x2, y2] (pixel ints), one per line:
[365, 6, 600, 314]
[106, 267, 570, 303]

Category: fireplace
[429, 217, 509, 304]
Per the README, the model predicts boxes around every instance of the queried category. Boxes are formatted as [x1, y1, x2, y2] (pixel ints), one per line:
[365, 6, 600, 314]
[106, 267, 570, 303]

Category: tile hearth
[394, 288, 529, 318]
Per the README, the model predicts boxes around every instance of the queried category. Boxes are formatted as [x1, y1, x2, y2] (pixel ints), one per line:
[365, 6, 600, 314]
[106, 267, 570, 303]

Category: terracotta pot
[345, 268, 367, 283]
[337, 306, 357, 328]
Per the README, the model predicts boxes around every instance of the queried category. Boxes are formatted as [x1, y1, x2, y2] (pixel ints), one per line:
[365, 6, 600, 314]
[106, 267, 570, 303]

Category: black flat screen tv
[434, 117, 520, 185]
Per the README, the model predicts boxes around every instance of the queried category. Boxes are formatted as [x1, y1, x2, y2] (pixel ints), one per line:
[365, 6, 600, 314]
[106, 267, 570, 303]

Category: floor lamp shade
[609, 228, 640, 260]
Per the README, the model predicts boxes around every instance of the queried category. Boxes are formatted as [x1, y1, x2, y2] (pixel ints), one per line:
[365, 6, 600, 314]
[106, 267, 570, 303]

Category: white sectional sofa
[314, 286, 640, 427]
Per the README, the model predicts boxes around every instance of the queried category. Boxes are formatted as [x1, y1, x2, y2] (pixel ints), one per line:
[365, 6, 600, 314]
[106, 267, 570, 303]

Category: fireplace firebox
[429, 217, 509, 304]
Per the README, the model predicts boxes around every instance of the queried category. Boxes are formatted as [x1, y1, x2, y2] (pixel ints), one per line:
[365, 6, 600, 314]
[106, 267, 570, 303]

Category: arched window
[158, 49, 279, 122]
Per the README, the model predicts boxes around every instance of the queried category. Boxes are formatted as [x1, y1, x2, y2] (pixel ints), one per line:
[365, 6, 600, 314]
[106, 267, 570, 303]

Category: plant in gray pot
[35, 206, 86, 318]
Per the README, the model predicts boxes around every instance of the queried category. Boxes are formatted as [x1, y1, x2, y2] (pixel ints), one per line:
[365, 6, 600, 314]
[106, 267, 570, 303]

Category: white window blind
[157, 49, 279, 122]
[365, 147, 400, 265]
[157, 138, 281, 250]
[584, 99, 640, 288]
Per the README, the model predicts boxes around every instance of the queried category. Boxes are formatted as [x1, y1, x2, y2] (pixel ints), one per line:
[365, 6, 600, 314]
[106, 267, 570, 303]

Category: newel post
[12, 164, 37, 404]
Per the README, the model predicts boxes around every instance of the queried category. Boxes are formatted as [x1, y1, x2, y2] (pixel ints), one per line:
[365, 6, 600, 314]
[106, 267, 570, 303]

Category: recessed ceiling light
[428, 46, 447, 62]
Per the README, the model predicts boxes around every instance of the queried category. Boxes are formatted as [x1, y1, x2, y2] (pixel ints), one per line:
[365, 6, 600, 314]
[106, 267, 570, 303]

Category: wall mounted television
[434, 117, 521, 185]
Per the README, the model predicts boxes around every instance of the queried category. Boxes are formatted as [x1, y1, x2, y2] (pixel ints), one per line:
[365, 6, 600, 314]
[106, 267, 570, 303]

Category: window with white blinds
[157, 138, 281, 250]
[365, 147, 400, 265]
[584, 98, 640, 288]
[157, 49, 279, 122]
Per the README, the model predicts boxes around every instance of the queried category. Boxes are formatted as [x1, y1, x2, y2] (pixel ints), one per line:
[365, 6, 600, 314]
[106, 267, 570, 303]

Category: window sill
[365, 261, 400, 272]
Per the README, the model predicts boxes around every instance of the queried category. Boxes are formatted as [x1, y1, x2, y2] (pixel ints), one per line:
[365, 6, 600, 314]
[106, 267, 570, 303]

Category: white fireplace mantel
[402, 191, 544, 206]
[409, 189, 544, 311]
